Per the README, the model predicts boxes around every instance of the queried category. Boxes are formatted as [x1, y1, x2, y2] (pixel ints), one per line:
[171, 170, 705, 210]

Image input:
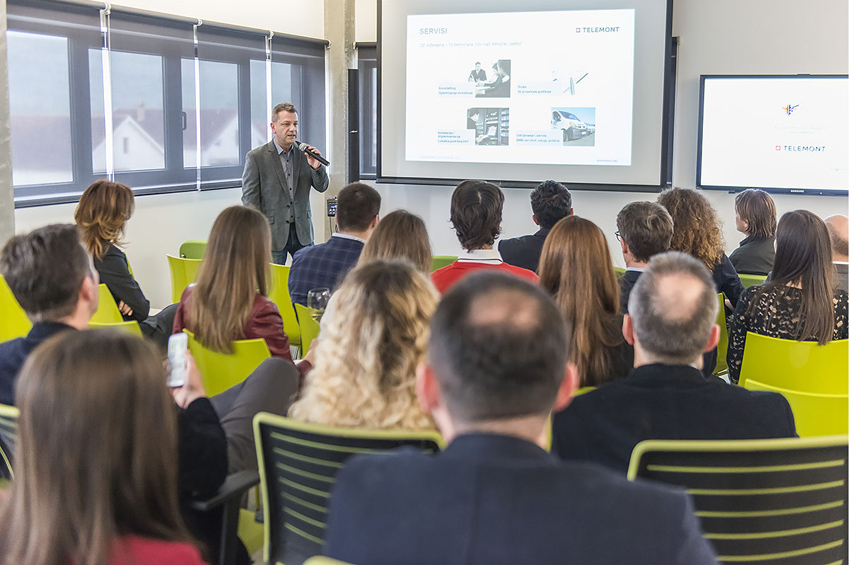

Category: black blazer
[0, 321, 73, 406]
[95, 244, 150, 322]
[325, 433, 717, 565]
[729, 236, 775, 276]
[498, 228, 549, 272]
[552, 364, 797, 474]
[618, 268, 643, 314]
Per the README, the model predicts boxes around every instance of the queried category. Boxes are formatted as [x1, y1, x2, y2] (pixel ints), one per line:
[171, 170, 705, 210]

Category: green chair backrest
[185, 330, 271, 397]
[738, 273, 768, 288]
[613, 266, 626, 277]
[574, 386, 597, 397]
[745, 380, 849, 437]
[627, 436, 849, 564]
[294, 303, 321, 355]
[714, 293, 729, 376]
[253, 413, 443, 565]
[179, 240, 208, 260]
[167, 255, 202, 305]
[0, 275, 31, 341]
[304, 558, 354, 565]
[739, 332, 849, 394]
[430, 255, 457, 272]
[91, 284, 125, 324]
[268, 264, 301, 349]
[0, 403, 19, 482]
[88, 320, 143, 337]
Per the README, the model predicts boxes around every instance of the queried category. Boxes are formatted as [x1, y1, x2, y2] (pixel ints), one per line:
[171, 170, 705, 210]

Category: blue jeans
[272, 223, 311, 265]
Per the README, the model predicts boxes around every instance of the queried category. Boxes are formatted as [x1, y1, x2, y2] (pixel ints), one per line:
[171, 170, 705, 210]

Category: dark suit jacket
[0, 321, 74, 405]
[618, 268, 643, 314]
[498, 228, 549, 272]
[729, 236, 775, 276]
[713, 253, 745, 307]
[552, 364, 797, 474]
[96, 244, 150, 322]
[835, 262, 848, 293]
[241, 141, 329, 251]
[288, 235, 364, 306]
[324, 433, 717, 565]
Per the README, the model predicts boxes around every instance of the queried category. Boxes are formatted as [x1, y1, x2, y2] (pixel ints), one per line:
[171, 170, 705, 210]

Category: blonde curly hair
[289, 260, 438, 431]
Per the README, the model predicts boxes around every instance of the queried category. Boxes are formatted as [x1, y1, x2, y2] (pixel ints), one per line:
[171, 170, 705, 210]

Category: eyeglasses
[614, 231, 622, 242]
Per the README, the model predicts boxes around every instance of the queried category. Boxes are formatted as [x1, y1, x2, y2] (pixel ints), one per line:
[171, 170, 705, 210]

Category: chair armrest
[188, 470, 260, 512]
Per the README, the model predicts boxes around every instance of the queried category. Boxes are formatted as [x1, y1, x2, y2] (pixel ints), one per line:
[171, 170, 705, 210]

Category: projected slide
[700, 77, 848, 191]
[405, 9, 635, 166]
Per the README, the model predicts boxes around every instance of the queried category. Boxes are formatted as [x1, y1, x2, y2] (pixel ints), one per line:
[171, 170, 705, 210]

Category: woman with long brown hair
[173, 205, 293, 359]
[358, 209, 432, 273]
[0, 330, 204, 565]
[727, 210, 849, 384]
[657, 187, 745, 307]
[538, 216, 633, 387]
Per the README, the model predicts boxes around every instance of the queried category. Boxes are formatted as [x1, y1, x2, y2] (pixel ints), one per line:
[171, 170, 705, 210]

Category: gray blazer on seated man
[553, 252, 797, 475]
[242, 102, 329, 264]
[324, 272, 717, 565]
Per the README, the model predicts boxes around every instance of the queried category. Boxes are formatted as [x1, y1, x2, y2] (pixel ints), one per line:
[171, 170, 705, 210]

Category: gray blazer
[241, 141, 329, 250]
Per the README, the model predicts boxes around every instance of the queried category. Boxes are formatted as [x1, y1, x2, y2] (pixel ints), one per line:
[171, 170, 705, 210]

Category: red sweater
[431, 261, 539, 294]
[105, 535, 206, 564]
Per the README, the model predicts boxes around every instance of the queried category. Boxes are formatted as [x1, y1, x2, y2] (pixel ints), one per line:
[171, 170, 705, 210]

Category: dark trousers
[140, 303, 179, 350]
[272, 223, 311, 265]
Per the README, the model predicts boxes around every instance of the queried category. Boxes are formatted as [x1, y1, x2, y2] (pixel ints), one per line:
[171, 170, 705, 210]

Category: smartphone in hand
[166, 333, 188, 388]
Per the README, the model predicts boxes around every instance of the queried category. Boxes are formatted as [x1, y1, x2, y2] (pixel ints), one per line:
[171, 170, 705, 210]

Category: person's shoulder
[501, 262, 538, 281]
[111, 536, 205, 565]
[247, 141, 272, 157]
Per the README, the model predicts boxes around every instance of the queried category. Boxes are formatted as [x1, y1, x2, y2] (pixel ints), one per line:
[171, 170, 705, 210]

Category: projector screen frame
[696, 74, 849, 197]
[375, 0, 676, 193]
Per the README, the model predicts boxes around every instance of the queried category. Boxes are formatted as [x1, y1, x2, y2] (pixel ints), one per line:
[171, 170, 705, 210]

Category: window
[7, 0, 327, 206]
[357, 45, 378, 178]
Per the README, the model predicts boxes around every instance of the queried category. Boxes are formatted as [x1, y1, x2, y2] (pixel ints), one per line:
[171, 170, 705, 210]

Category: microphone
[297, 142, 330, 166]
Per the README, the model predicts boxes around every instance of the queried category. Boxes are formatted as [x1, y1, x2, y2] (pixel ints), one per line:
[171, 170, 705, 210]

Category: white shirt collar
[457, 248, 503, 263]
[332, 232, 366, 244]
[625, 266, 646, 272]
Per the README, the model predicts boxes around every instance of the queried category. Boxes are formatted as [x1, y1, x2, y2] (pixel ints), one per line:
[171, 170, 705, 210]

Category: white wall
[359, 0, 849, 265]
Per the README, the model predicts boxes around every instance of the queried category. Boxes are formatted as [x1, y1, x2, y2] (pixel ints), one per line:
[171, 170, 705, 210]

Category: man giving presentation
[242, 102, 329, 264]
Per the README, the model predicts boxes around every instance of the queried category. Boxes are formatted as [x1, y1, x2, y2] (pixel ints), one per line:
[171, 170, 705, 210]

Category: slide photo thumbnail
[467, 107, 509, 146]
[551, 107, 595, 145]
[473, 59, 511, 98]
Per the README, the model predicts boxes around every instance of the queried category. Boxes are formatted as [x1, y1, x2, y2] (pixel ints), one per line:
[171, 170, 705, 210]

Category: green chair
[167, 255, 202, 304]
[574, 386, 597, 397]
[613, 266, 626, 277]
[738, 333, 849, 394]
[294, 303, 321, 355]
[88, 320, 143, 336]
[254, 413, 443, 565]
[628, 436, 849, 564]
[268, 264, 301, 351]
[714, 293, 729, 377]
[0, 403, 18, 483]
[91, 284, 125, 324]
[738, 273, 767, 288]
[179, 240, 207, 259]
[431, 255, 457, 272]
[0, 274, 31, 341]
[745, 380, 848, 437]
[185, 331, 271, 397]
[304, 558, 354, 565]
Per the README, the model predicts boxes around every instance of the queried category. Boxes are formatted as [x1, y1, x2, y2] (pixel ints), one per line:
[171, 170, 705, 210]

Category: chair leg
[218, 498, 242, 565]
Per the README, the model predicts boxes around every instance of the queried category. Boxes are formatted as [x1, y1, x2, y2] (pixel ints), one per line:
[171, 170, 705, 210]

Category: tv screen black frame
[696, 74, 849, 196]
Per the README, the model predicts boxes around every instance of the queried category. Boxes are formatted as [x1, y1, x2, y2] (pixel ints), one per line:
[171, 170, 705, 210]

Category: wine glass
[307, 287, 331, 323]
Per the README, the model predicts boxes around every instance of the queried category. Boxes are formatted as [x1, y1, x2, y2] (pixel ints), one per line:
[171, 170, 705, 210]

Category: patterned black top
[727, 285, 849, 384]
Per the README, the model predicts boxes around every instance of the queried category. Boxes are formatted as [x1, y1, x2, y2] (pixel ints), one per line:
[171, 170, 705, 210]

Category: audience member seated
[552, 252, 796, 474]
[825, 214, 849, 293]
[0, 330, 205, 565]
[658, 187, 745, 308]
[174, 205, 294, 360]
[538, 216, 633, 386]
[323, 272, 717, 565]
[357, 209, 431, 273]
[728, 210, 849, 384]
[431, 180, 538, 293]
[74, 180, 175, 346]
[288, 182, 381, 306]
[615, 201, 673, 313]
[729, 188, 776, 275]
[0, 224, 97, 405]
[289, 260, 437, 431]
[499, 179, 573, 272]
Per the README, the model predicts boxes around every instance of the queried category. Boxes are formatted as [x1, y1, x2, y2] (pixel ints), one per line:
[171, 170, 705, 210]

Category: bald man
[825, 215, 848, 293]
[552, 251, 796, 474]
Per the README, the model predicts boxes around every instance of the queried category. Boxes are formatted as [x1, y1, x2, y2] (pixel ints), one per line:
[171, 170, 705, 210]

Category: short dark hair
[0, 224, 93, 321]
[629, 251, 718, 364]
[450, 180, 504, 250]
[530, 180, 572, 229]
[336, 182, 382, 232]
[272, 102, 297, 122]
[428, 272, 569, 423]
[735, 189, 777, 240]
[616, 202, 673, 262]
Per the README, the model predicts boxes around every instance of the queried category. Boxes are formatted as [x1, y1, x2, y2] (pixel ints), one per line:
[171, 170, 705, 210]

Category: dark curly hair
[530, 180, 572, 229]
[657, 187, 725, 271]
[450, 180, 504, 250]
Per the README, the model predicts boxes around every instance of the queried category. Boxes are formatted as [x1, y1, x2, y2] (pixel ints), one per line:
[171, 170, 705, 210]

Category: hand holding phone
[167, 333, 188, 388]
